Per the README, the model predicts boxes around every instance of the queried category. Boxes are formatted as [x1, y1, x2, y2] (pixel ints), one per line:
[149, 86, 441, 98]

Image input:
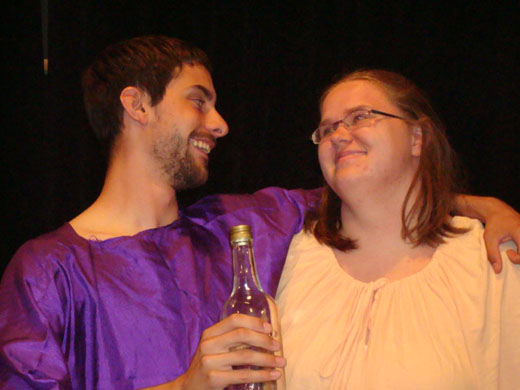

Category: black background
[2, 1, 518, 275]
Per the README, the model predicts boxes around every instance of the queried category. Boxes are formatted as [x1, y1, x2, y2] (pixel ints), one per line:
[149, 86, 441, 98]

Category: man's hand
[141, 314, 285, 390]
[455, 194, 520, 272]
[481, 201, 520, 272]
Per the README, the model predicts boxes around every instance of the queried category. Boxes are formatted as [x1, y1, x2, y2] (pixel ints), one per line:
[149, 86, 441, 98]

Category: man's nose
[206, 108, 229, 138]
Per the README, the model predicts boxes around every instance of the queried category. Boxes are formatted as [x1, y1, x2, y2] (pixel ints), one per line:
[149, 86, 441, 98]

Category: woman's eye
[321, 126, 334, 137]
[350, 111, 370, 124]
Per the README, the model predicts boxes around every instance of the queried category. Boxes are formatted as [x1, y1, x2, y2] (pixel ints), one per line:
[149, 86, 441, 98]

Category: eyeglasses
[311, 108, 408, 144]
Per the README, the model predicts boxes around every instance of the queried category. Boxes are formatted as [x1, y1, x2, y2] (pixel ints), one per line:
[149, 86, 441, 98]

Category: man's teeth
[190, 139, 211, 154]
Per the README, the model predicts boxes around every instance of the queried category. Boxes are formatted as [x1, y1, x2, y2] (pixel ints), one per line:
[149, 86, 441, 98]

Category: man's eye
[192, 98, 204, 108]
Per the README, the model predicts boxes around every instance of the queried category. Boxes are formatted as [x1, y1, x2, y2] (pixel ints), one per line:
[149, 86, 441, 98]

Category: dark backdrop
[2, 1, 519, 275]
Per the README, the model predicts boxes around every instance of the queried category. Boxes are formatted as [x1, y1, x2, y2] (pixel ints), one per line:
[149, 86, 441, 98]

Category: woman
[276, 70, 519, 389]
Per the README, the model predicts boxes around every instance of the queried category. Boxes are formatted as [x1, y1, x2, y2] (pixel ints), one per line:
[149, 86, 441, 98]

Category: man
[1, 36, 519, 390]
[0, 35, 313, 390]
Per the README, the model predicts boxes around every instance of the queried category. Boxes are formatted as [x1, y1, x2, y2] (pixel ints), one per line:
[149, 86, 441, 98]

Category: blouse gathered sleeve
[496, 240, 520, 389]
[433, 221, 520, 389]
[0, 242, 71, 390]
[433, 222, 520, 389]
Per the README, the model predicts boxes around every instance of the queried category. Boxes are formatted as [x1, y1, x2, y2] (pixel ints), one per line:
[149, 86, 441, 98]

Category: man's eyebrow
[190, 85, 215, 101]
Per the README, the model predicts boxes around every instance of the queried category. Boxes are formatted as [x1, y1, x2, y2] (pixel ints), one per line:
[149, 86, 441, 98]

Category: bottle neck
[231, 239, 264, 292]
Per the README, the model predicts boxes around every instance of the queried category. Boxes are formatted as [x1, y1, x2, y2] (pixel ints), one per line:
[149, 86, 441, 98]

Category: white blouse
[276, 217, 519, 390]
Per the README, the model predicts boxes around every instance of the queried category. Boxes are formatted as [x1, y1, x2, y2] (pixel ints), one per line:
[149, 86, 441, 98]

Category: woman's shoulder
[286, 229, 327, 262]
[433, 216, 519, 294]
[279, 229, 337, 290]
[441, 216, 516, 266]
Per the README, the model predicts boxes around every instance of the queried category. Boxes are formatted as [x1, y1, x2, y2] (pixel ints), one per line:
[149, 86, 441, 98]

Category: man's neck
[70, 145, 179, 241]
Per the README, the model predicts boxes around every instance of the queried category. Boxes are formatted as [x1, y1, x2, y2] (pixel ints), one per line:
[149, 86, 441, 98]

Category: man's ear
[411, 125, 423, 157]
[120, 86, 149, 125]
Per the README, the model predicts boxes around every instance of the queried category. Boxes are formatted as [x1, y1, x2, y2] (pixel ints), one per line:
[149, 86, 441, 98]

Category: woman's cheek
[318, 146, 335, 185]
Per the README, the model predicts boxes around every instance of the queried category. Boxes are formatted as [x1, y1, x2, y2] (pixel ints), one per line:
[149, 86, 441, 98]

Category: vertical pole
[41, 0, 48, 75]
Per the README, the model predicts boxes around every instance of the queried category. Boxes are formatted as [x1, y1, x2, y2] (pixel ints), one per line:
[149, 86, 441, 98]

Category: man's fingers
[204, 367, 282, 389]
[508, 231, 520, 264]
[201, 326, 280, 355]
[197, 348, 284, 374]
[203, 314, 270, 339]
[483, 231, 503, 273]
[483, 225, 520, 271]
[224, 367, 282, 384]
[506, 249, 520, 264]
[195, 348, 285, 389]
[219, 347, 286, 369]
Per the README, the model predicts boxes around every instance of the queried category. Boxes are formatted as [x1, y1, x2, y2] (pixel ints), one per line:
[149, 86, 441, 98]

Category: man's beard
[153, 129, 208, 191]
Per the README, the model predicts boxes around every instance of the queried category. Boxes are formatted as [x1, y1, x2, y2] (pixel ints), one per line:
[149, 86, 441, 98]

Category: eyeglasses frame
[310, 108, 408, 144]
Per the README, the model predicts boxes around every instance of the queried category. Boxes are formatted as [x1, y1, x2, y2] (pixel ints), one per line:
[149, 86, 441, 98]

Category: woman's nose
[330, 123, 353, 144]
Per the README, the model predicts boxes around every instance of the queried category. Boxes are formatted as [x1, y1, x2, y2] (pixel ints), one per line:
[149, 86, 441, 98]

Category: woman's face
[318, 80, 422, 199]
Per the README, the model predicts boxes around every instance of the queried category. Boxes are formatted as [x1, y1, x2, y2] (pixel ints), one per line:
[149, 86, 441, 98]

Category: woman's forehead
[321, 80, 392, 115]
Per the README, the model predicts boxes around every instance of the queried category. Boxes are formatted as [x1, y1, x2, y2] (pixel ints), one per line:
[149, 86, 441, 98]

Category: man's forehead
[171, 64, 216, 97]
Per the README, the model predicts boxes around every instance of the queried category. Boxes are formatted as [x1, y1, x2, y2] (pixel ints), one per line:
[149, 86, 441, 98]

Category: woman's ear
[120, 86, 149, 125]
[411, 125, 423, 157]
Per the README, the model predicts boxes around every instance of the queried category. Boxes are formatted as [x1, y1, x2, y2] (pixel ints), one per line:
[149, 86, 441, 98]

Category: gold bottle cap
[229, 225, 252, 242]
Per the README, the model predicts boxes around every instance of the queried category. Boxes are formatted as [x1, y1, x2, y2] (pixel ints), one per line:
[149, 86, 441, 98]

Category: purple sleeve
[187, 187, 322, 296]
[0, 242, 70, 389]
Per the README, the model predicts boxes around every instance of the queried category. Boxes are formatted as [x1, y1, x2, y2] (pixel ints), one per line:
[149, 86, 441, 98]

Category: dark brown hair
[305, 69, 466, 250]
[82, 35, 211, 154]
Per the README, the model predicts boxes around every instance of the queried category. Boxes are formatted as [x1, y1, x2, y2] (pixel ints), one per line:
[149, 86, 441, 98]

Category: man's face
[147, 64, 228, 190]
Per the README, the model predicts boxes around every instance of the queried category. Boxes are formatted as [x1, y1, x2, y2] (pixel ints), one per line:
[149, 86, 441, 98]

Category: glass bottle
[221, 225, 285, 390]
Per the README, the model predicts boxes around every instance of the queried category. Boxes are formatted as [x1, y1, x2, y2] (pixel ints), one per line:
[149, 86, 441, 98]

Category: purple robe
[0, 187, 320, 390]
